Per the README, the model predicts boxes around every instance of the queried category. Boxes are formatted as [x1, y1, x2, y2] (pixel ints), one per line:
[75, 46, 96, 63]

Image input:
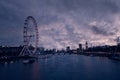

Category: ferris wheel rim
[23, 16, 39, 54]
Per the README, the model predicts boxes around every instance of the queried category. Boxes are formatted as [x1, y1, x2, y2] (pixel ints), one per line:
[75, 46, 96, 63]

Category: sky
[0, 0, 120, 49]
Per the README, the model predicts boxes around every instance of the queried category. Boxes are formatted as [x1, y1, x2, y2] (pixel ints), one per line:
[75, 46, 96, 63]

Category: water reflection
[32, 62, 40, 80]
[0, 55, 120, 80]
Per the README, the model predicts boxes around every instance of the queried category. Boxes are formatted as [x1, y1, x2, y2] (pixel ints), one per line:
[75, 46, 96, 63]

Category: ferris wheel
[19, 16, 39, 56]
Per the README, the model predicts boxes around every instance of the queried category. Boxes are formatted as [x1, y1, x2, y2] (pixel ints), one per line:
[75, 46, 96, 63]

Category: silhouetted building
[66, 46, 70, 53]
[116, 37, 120, 52]
[77, 43, 83, 53]
[52, 48, 56, 54]
[85, 41, 88, 50]
[79, 43, 82, 50]
[0, 46, 23, 57]
[117, 37, 120, 46]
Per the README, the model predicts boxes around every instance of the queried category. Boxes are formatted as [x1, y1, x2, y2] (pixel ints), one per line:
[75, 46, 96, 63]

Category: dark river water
[0, 54, 120, 80]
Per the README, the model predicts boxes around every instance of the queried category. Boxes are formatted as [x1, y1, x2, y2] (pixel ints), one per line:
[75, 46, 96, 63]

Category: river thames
[0, 54, 120, 80]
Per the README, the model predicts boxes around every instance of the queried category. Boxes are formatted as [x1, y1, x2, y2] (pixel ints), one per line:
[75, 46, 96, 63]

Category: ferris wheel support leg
[19, 46, 26, 56]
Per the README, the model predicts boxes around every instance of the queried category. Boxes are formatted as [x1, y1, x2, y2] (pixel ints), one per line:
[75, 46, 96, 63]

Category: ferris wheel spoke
[19, 16, 39, 56]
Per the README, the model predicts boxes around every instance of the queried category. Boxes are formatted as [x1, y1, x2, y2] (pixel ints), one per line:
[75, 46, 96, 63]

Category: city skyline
[0, 0, 120, 49]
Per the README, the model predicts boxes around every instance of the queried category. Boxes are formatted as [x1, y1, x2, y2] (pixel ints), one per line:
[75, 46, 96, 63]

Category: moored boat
[23, 59, 35, 64]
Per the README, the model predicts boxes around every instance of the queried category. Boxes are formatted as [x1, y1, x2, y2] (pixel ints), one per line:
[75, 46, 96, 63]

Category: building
[85, 41, 88, 50]
[66, 46, 70, 53]
[79, 43, 82, 51]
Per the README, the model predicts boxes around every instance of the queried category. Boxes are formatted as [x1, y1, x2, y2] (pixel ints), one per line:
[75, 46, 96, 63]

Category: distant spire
[85, 41, 88, 49]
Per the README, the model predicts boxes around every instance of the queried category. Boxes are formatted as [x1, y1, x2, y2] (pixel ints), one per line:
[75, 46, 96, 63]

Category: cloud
[0, 0, 120, 49]
[91, 26, 115, 36]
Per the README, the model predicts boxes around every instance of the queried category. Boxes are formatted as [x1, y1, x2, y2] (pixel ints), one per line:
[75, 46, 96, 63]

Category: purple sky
[0, 0, 120, 49]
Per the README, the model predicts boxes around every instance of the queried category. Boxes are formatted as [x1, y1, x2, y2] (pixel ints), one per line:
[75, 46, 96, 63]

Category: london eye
[19, 16, 39, 56]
